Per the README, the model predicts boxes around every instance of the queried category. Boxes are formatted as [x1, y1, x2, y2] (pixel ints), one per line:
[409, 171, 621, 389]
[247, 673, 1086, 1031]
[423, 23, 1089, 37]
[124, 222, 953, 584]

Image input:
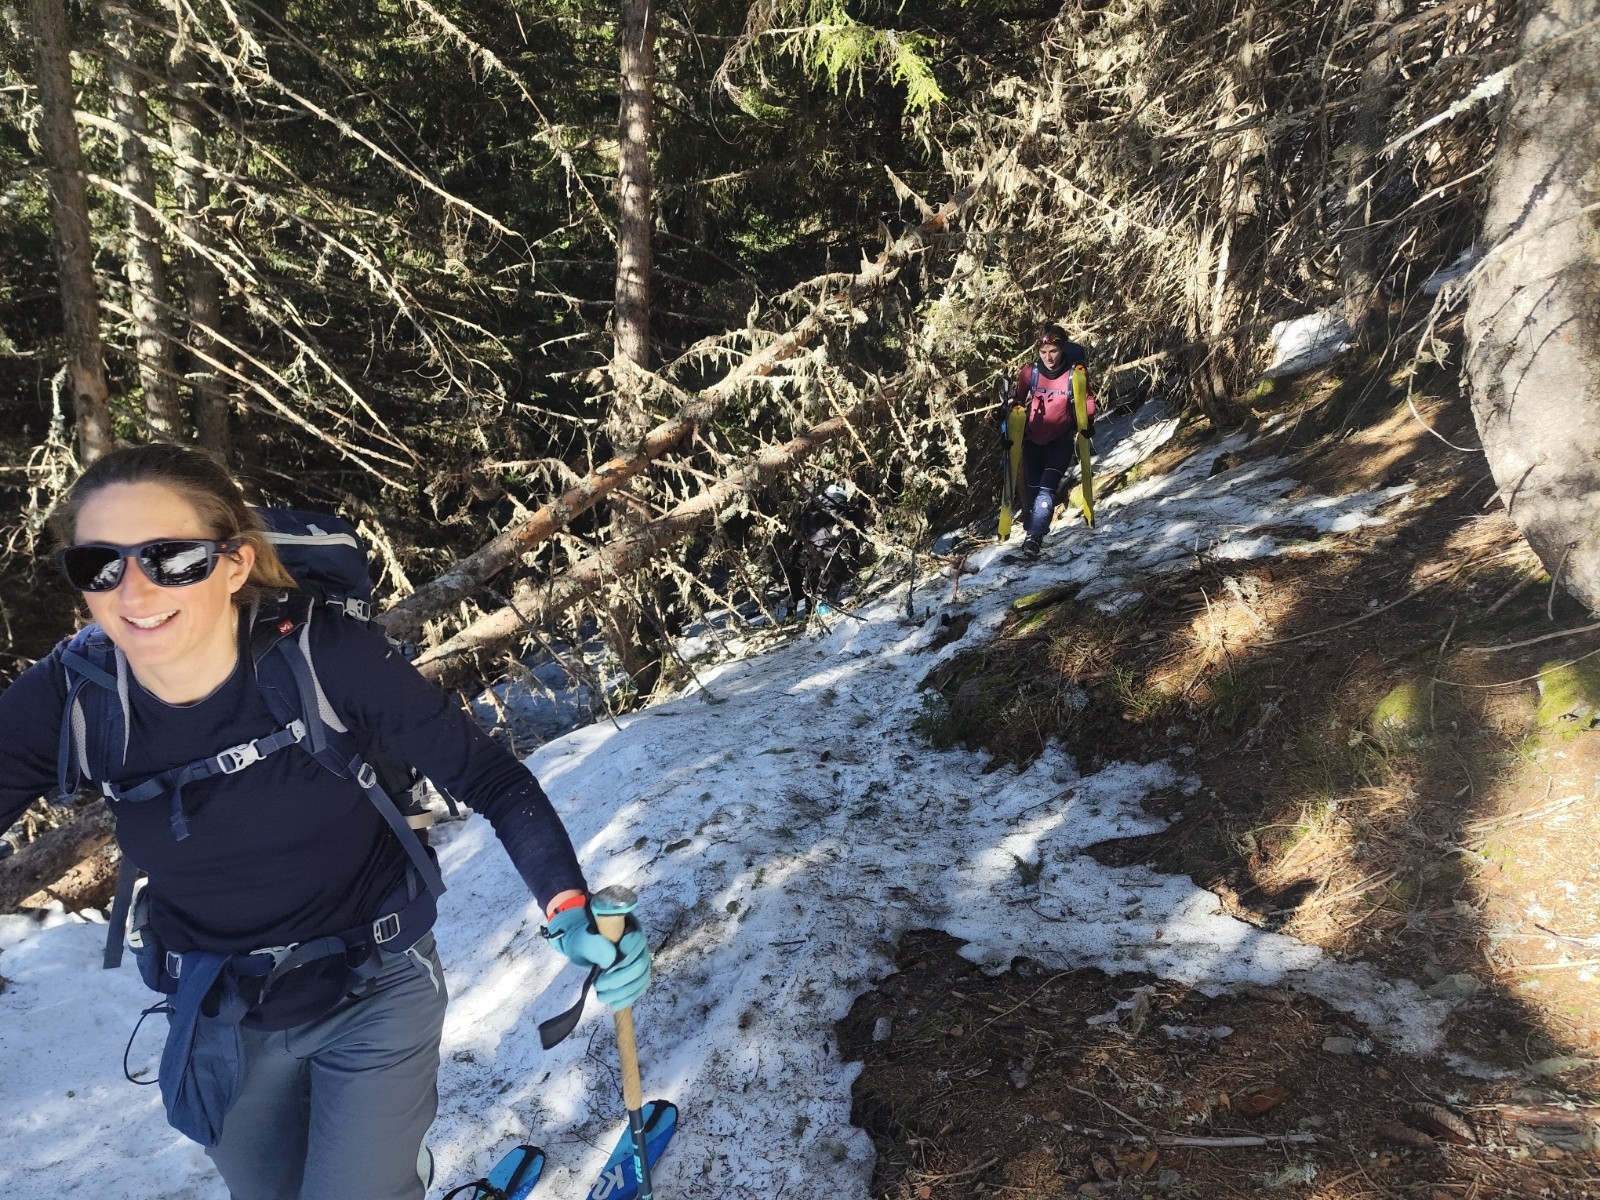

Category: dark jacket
[0, 609, 585, 1021]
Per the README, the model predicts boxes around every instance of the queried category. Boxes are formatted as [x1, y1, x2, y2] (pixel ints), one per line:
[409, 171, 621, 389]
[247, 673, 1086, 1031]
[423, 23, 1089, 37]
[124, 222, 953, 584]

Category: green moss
[1011, 584, 1078, 613]
[1535, 657, 1600, 734]
[1369, 679, 1429, 740]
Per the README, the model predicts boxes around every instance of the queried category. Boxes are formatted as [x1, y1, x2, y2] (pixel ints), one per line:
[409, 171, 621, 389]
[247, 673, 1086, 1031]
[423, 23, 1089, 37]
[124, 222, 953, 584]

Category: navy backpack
[56, 507, 449, 973]
[55, 508, 461, 1145]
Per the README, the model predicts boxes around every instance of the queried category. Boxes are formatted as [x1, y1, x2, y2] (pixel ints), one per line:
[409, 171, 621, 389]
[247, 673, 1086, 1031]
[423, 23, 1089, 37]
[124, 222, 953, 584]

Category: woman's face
[73, 481, 254, 676]
[1039, 340, 1063, 370]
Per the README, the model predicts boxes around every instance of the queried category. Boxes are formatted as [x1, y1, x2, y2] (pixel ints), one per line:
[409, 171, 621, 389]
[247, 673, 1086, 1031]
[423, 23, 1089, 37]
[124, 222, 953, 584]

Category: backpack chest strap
[105, 720, 308, 839]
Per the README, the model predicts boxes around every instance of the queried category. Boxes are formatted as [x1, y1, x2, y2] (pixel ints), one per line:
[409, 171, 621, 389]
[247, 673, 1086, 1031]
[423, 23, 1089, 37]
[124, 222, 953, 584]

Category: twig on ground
[1061, 1121, 1318, 1148]
[1482, 565, 1544, 617]
[1461, 622, 1600, 653]
[1437, 645, 1600, 689]
[1060, 1084, 1160, 1134]
[1548, 542, 1575, 622]
[915, 1155, 999, 1183]
[973, 971, 1072, 1035]
[1257, 580, 1438, 646]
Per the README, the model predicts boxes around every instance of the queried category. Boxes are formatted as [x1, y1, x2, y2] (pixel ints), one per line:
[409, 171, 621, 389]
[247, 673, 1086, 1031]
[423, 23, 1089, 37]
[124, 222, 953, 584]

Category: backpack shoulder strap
[253, 598, 446, 901]
[59, 626, 140, 971]
[57, 626, 130, 801]
[1015, 364, 1031, 397]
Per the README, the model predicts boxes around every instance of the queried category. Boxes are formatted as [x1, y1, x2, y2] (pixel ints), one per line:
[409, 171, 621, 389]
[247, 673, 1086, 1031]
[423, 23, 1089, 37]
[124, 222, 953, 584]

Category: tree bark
[605, 0, 659, 693]
[168, 31, 229, 455]
[414, 389, 894, 688]
[1341, 0, 1405, 345]
[103, 0, 181, 439]
[614, 0, 655, 374]
[1464, 0, 1600, 613]
[0, 803, 116, 913]
[30, 0, 113, 463]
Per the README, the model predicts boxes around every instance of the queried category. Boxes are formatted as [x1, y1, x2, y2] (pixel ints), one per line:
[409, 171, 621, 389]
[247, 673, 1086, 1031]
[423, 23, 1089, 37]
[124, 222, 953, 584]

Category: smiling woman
[0, 443, 650, 1200]
[49, 463, 286, 704]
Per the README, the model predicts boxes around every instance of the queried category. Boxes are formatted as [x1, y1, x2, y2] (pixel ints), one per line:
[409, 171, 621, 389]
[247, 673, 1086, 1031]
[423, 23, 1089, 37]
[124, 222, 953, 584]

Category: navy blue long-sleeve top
[0, 606, 586, 1022]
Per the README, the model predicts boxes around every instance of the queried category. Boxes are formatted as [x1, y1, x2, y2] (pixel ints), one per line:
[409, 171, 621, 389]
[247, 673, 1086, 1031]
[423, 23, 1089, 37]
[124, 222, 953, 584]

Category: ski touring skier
[0, 444, 651, 1200]
[779, 480, 871, 615]
[999, 324, 1096, 560]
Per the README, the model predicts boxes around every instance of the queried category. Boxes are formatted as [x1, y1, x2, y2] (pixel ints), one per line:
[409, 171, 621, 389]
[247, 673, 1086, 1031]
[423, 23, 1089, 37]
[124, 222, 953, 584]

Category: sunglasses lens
[61, 546, 126, 592]
[140, 541, 215, 586]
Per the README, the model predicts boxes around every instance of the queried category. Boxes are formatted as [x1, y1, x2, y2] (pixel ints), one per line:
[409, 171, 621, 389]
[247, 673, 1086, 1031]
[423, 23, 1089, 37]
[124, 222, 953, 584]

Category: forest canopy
[0, 0, 1517, 696]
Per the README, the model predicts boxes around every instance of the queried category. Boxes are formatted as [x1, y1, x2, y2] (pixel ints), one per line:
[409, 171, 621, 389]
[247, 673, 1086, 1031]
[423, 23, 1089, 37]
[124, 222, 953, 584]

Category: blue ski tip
[585, 1099, 678, 1200]
[462, 1144, 544, 1200]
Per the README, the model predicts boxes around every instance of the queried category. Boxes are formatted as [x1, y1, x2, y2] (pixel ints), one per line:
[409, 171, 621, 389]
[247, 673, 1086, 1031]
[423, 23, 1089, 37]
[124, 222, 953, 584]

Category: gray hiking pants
[205, 934, 449, 1200]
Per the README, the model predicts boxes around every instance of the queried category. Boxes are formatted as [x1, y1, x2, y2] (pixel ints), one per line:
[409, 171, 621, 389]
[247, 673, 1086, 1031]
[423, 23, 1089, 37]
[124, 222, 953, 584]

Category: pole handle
[591, 886, 645, 1111]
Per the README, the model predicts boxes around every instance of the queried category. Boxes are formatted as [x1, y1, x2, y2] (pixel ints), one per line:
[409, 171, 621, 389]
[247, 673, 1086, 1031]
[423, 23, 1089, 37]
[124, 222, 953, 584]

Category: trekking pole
[591, 885, 656, 1200]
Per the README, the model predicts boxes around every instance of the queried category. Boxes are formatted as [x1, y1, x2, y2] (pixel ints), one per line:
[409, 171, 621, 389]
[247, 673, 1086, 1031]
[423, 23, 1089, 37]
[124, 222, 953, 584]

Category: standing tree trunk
[30, 0, 113, 463]
[614, 0, 655, 375]
[606, 0, 659, 696]
[103, 0, 181, 439]
[1465, 0, 1600, 613]
[168, 30, 228, 455]
[1188, 42, 1256, 421]
[1341, 0, 1405, 346]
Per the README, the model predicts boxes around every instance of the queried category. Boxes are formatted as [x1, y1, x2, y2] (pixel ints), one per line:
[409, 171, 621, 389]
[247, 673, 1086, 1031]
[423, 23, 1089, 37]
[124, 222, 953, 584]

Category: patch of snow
[1424, 247, 1481, 297]
[1264, 307, 1351, 378]
[0, 407, 1451, 1199]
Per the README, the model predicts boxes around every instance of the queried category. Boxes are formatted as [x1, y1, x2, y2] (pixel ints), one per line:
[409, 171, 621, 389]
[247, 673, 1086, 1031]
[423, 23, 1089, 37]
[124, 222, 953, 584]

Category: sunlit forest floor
[844, 348, 1600, 1198]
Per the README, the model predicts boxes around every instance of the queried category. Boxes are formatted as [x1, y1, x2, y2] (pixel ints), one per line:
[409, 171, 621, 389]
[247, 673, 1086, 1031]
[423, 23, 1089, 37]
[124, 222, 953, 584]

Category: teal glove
[543, 903, 652, 1010]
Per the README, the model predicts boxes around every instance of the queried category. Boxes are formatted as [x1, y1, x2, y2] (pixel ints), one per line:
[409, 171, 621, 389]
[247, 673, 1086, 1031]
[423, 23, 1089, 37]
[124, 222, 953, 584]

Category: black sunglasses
[57, 538, 243, 593]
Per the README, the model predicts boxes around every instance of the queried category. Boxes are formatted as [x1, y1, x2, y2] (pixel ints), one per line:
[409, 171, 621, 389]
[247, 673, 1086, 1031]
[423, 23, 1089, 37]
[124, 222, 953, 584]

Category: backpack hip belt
[143, 861, 438, 1001]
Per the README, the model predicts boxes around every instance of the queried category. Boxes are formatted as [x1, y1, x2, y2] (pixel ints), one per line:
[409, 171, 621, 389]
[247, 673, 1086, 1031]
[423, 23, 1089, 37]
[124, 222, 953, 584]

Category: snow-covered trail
[0, 411, 1448, 1199]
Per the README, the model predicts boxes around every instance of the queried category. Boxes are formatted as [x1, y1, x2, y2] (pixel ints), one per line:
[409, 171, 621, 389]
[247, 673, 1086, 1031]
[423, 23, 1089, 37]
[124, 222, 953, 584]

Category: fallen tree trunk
[415, 387, 895, 687]
[380, 420, 697, 643]
[0, 802, 116, 913]
[379, 229, 927, 643]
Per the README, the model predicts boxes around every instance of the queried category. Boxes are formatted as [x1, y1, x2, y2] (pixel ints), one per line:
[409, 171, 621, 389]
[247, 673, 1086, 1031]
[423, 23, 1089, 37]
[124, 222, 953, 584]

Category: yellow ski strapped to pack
[1071, 364, 1095, 527]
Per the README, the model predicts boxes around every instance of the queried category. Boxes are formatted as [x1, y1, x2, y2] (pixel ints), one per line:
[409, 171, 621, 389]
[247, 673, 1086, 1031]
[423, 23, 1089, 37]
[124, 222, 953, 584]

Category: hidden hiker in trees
[779, 480, 872, 617]
[0, 443, 651, 1199]
[1001, 324, 1096, 561]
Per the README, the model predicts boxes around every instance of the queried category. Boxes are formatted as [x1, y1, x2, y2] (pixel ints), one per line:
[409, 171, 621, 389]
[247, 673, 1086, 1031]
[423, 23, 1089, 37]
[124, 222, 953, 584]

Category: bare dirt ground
[848, 350, 1600, 1198]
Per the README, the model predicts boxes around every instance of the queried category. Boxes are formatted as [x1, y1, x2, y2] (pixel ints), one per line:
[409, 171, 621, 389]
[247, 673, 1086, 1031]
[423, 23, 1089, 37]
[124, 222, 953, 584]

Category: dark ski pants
[206, 934, 448, 1200]
[1022, 436, 1075, 541]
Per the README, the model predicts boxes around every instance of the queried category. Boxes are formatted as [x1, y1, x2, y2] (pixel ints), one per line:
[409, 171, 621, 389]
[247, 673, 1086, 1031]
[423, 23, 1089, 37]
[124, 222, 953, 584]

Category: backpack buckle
[216, 740, 263, 774]
[372, 912, 402, 945]
[248, 943, 296, 969]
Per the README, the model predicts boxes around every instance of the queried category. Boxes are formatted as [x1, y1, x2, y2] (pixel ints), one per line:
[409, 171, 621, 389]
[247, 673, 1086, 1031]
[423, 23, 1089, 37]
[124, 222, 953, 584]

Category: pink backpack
[1018, 364, 1094, 444]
